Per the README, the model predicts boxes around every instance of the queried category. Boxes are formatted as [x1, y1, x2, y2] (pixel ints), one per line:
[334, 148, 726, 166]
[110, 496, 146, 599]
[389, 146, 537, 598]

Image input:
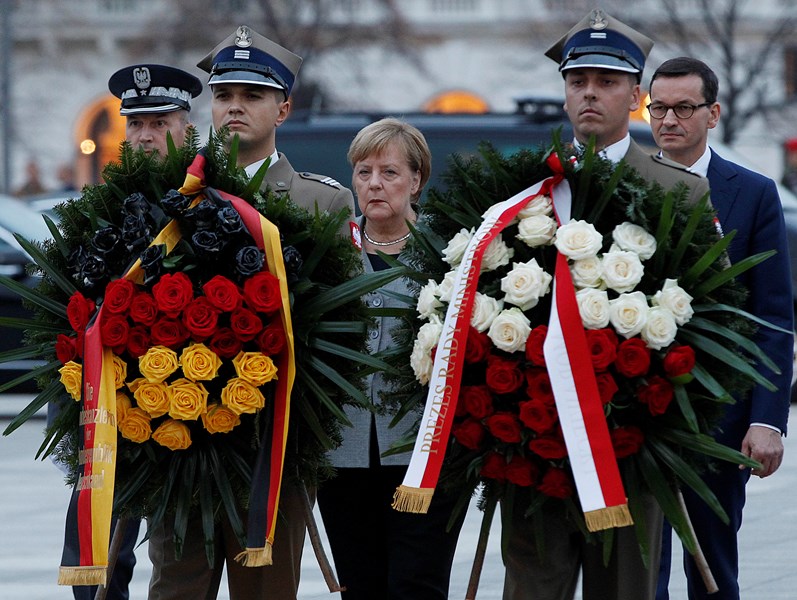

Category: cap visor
[120, 103, 183, 116]
[561, 54, 640, 74]
[208, 70, 285, 90]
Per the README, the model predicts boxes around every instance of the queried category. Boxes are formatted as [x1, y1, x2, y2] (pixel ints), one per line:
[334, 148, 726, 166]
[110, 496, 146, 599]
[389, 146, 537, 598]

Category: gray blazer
[327, 216, 417, 467]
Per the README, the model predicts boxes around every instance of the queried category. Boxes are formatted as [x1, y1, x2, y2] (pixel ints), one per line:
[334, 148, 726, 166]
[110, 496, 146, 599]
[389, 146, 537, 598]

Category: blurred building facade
[3, 0, 797, 192]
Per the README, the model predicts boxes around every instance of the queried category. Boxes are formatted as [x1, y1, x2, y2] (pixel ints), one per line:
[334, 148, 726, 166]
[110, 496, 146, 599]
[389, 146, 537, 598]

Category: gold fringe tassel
[58, 566, 107, 587]
[391, 485, 434, 514]
[584, 504, 634, 532]
[234, 542, 273, 567]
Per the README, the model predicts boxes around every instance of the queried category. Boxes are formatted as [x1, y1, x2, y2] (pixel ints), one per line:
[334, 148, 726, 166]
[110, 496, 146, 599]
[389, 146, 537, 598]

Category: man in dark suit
[501, 11, 712, 600]
[649, 57, 793, 600]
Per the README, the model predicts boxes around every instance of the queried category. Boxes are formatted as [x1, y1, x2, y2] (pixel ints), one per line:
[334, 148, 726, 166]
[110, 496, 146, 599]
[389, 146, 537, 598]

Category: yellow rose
[201, 404, 241, 434]
[180, 343, 223, 381]
[112, 354, 128, 390]
[168, 378, 208, 420]
[129, 378, 171, 418]
[152, 418, 191, 450]
[232, 351, 278, 386]
[118, 407, 152, 443]
[116, 390, 132, 422]
[139, 345, 179, 383]
[59, 361, 82, 401]
[221, 377, 266, 415]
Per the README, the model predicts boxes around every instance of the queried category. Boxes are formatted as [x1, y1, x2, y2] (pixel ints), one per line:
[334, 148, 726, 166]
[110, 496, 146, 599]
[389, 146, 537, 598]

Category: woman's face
[353, 141, 420, 224]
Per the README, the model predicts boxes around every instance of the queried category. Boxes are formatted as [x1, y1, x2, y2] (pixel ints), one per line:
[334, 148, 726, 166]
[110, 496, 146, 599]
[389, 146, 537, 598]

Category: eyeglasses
[646, 102, 713, 120]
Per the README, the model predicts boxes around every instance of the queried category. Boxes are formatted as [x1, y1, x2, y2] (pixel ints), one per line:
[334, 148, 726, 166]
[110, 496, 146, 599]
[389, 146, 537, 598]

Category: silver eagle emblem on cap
[133, 67, 151, 90]
[589, 9, 609, 30]
[235, 25, 253, 48]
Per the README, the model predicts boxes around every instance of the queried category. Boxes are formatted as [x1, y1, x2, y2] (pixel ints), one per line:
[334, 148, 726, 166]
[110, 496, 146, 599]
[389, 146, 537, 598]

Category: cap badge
[235, 25, 253, 48]
[133, 67, 151, 90]
[589, 9, 609, 30]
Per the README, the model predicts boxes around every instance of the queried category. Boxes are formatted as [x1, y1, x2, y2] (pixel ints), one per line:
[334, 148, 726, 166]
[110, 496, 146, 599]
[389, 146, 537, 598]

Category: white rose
[517, 194, 553, 218]
[609, 291, 649, 338]
[410, 316, 444, 384]
[416, 279, 443, 320]
[516, 214, 557, 247]
[652, 279, 694, 326]
[642, 306, 678, 350]
[437, 270, 457, 303]
[576, 288, 610, 329]
[602, 250, 645, 293]
[554, 219, 603, 260]
[612, 222, 657, 260]
[471, 292, 504, 333]
[481, 237, 514, 272]
[442, 228, 474, 266]
[570, 256, 604, 289]
[500, 259, 553, 311]
[487, 307, 531, 353]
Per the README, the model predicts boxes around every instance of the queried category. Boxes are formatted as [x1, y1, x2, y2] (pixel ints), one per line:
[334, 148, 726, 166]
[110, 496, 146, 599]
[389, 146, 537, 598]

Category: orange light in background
[423, 90, 490, 114]
[80, 139, 97, 154]
[632, 92, 651, 123]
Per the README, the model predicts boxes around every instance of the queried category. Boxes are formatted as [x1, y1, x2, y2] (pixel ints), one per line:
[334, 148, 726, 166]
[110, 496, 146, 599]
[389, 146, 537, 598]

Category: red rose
[182, 297, 221, 340]
[537, 467, 573, 498]
[519, 398, 558, 434]
[610, 425, 645, 459]
[525, 325, 548, 366]
[209, 327, 243, 359]
[243, 272, 282, 314]
[525, 368, 555, 405]
[638, 375, 674, 416]
[615, 338, 651, 378]
[126, 325, 151, 358]
[103, 278, 135, 315]
[485, 412, 522, 443]
[202, 275, 243, 312]
[528, 434, 568, 460]
[452, 418, 486, 450]
[464, 327, 491, 364]
[461, 385, 494, 419]
[100, 314, 129, 352]
[585, 328, 618, 372]
[595, 371, 619, 405]
[480, 452, 507, 482]
[129, 292, 159, 326]
[663, 345, 696, 378]
[505, 455, 540, 487]
[55, 334, 77, 364]
[150, 317, 190, 349]
[257, 322, 286, 355]
[485, 354, 524, 395]
[152, 272, 194, 316]
[66, 291, 95, 332]
[230, 307, 264, 342]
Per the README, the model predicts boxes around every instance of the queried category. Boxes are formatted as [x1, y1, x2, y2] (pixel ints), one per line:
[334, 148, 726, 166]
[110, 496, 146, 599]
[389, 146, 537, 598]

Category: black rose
[160, 189, 193, 218]
[217, 206, 245, 236]
[183, 198, 219, 231]
[80, 254, 108, 288]
[122, 214, 154, 253]
[91, 225, 123, 259]
[282, 245, 303, 284]
[139, 244, 165, 285]
[235, 245, 264, 278]
[123, 192, 150, 217]
[192, 230, 224, 257]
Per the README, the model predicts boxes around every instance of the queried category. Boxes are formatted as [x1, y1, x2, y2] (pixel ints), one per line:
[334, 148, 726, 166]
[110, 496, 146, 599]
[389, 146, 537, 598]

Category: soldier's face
[649, 73, 719, 168]
[125, 111, 189, 156]
[563, 69, 640, 149]
[211, 84, 290, 157]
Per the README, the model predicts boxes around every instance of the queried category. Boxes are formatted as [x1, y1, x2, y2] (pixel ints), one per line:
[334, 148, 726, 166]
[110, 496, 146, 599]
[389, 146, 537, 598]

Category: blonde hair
[347, 117, 432, 204]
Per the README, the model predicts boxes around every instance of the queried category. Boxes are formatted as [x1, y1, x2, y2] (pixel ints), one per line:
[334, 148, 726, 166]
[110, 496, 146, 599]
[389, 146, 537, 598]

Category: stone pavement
[2, 396, 796, 599]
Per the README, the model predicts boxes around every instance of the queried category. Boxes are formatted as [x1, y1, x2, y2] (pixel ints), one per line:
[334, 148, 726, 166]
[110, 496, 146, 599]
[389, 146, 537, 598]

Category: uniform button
[369, 329, 379, 340]
[276, 181, 286, 188]
[372, 296, 383, 307]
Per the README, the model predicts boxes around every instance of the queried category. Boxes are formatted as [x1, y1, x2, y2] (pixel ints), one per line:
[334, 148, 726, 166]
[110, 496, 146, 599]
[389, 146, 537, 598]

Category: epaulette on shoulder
[651, 154, 702, 178]
[298, 171, 342, 189]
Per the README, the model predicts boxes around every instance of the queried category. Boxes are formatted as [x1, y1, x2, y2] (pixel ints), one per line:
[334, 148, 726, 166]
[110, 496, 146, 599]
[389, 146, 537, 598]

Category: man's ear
[276, 99, 291, 127]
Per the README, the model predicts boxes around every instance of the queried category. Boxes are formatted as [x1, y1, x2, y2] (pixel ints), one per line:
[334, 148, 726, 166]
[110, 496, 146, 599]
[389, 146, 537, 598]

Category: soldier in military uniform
[500, 10, 711, 600]
[146, 26, 354, 600]
[108, 63, 202, 156]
